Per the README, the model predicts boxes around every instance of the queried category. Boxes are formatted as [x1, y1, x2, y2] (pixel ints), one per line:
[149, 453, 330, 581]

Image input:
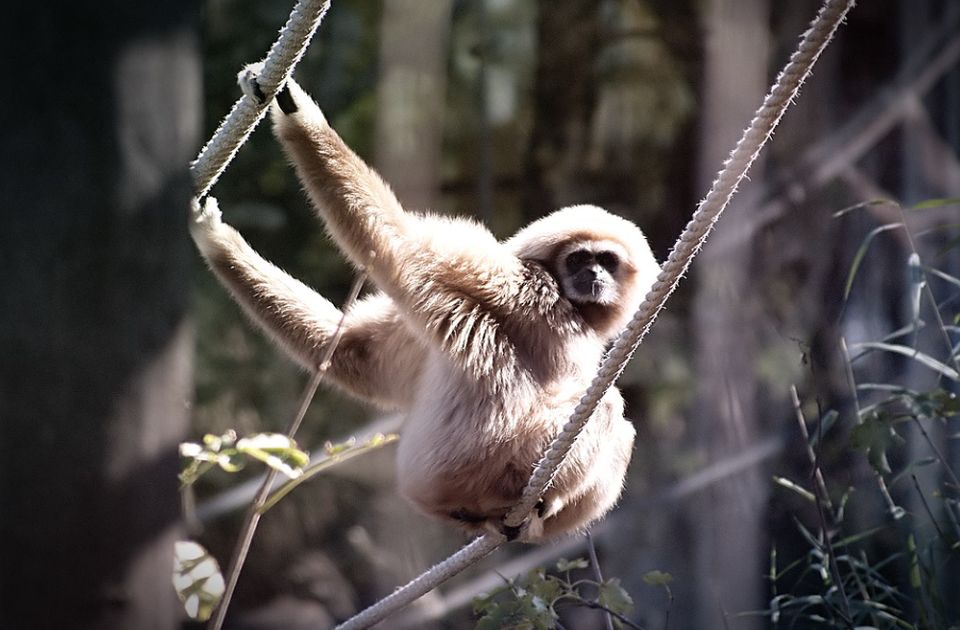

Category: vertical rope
[336, 1, 855, 627]
[189, 0, 332, 198]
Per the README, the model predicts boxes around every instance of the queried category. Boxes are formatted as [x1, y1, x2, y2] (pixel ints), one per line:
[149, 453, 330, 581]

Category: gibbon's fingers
[236, 62, 298, 116]
[189, 196, 223, 243]
[237, 62, 267, 104]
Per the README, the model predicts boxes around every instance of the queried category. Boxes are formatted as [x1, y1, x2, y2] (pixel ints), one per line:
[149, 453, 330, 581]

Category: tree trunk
[689, 0, 770, 627]
[375, 0, 453, 212]
[0, 3, 200, 628]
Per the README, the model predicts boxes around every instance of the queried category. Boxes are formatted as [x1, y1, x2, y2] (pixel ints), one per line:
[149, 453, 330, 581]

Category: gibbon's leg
[190, 198, 420, 409]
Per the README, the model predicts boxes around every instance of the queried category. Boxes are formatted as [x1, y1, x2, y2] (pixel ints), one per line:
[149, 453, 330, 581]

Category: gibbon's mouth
[572, 277, 607, 300]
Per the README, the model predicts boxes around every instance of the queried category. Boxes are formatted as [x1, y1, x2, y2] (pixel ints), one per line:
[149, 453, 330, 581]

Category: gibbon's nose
[573, 268, 600, 296]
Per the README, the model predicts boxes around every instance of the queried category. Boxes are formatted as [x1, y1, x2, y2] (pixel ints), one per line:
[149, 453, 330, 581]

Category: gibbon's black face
[560, 244, 623, 305]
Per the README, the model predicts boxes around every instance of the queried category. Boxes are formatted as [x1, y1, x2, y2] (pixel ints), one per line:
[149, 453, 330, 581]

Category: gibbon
[189, 67, 660, 542]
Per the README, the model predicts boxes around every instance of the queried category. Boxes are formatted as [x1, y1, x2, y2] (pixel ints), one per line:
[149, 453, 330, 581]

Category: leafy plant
[473, 557, 650, 629]
[759, 202, 960, 628]
[178, 429, 309, 486]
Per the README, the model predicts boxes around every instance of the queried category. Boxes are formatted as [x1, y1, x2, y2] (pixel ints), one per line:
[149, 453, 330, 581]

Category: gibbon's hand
[189, 196, 224, 241]
[238, 62, 299, 115]
[237, 62, 267, 104]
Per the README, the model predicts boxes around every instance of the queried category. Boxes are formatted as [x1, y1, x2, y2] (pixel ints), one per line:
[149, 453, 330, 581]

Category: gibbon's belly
[395, 372, 617, 521]
[396, 398, 555, 515]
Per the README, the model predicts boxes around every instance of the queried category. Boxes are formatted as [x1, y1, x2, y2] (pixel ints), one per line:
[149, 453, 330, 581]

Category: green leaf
[598, 578, 634, 615]
[236, 433, 308, 478]
[172, 540, 225, 622]
[851, 342, 959, 381]
[526, 574, 563, 603]
[843, 223, 903, 301]
[179, 442, 204, 458]
[909, 196, 960, 210]
[258, 433, 399, 513]
[773, 476, 816, 502]
[850, 413, 902, 474]
[831, 198, 894, 218]
[642, 570, 674, 586]
[555, 557, 589, 572]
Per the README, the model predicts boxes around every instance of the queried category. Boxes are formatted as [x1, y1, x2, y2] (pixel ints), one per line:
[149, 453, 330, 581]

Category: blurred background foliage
[186, 1, 960, 628]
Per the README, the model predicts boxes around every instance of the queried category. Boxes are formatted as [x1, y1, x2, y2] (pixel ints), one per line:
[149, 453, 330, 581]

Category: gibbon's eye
[596, 251, 620, 273]
[565, 249, 593, 272]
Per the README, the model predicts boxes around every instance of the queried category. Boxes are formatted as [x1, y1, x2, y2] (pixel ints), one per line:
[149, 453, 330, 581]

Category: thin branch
[910, 416, 960, 493]
[790, 385, 834, 514]
[580, 601, 645, 630]
[585, 531, 614, 630]
[209, 275, 365, 630]
[911, 474, 948, 542]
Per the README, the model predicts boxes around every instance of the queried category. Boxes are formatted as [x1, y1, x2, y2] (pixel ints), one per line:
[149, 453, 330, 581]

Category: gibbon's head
[506, 205, 659, 338]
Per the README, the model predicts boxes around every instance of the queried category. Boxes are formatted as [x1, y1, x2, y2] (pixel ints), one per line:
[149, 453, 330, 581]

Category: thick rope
[186, 2, 332, 628]
[189, 0, 332, 198]
[505, 0, 855, 528]
[337, 1, 855, 627]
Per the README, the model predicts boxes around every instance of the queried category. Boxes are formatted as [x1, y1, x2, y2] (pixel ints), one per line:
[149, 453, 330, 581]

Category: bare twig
[209, 274, 365, 630]
[790, 385, 833, 514]
[911, 474, 948, 542]
[580, 601, 645, 630]
[585, 531, 615, 630]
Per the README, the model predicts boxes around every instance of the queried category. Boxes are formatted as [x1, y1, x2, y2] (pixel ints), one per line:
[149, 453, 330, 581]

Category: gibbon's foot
[500, 523, 522, 542]
[238, 62, 267, 104]
[449, 508, 486, 525]
[535, 499, 546, 518]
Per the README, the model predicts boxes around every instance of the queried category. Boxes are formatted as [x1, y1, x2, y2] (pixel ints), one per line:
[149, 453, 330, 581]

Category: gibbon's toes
[500, 523, 522, 542]
[237, 62, 267, 104]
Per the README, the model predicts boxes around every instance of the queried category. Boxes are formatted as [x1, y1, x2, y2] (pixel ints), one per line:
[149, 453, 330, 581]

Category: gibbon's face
[557, 240, 629, 306]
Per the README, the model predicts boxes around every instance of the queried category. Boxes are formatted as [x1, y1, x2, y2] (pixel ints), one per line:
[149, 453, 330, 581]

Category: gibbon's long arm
[264, 78, 535, 377]
[190, 199, 420, 408]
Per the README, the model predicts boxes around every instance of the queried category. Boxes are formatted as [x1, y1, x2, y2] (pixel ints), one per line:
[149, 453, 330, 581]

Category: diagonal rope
[186, 1, 332, 628]
[189, 0, 332, 198]
[336, 0, 855, 627]
[504, 0, 854, 529]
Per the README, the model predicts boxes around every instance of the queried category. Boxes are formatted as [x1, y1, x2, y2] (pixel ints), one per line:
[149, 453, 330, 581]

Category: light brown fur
[190, 70, 660, 542]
